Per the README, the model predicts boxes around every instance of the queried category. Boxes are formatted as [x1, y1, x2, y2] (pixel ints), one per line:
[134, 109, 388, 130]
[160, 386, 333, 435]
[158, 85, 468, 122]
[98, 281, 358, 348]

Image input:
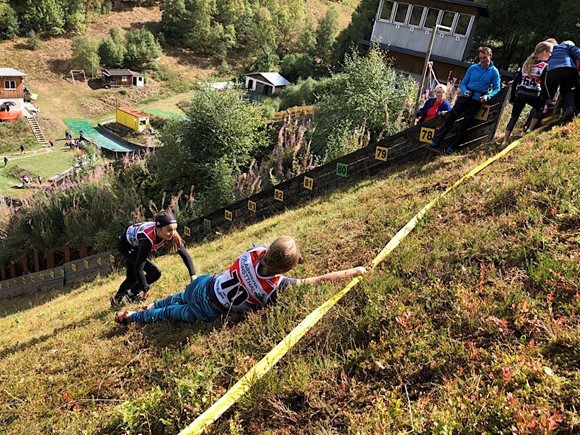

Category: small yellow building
[116, 106, 149, 133]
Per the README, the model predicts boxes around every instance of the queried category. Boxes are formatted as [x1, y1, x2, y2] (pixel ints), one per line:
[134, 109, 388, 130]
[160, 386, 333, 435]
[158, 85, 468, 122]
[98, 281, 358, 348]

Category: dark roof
[102, 68, 143, 77]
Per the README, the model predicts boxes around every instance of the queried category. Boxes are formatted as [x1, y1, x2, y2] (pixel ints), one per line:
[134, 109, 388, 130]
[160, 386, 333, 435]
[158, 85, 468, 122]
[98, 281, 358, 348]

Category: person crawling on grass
[114, 236, 366, 325]
[110, 211, 196, 307]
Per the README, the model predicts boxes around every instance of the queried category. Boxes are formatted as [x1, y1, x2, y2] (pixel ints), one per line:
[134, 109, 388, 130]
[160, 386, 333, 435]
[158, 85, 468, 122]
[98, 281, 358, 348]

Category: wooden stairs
[26, 115, 48, 146]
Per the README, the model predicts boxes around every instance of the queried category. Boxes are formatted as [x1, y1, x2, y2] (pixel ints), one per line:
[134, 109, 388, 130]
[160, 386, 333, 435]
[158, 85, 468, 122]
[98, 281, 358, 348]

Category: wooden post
[64, 246, 71, 263]
[21, 255, 28, 274]
[34, 249, 41, 272]
[0, 263, 6, 280]
[79, 244, 88, 258]
[9, 262, 16, 279]
[45, 248, 55, 269]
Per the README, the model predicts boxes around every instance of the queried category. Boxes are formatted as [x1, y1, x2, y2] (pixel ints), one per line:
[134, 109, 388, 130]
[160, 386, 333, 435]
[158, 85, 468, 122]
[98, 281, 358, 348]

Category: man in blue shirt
[430, 46, 501, 153]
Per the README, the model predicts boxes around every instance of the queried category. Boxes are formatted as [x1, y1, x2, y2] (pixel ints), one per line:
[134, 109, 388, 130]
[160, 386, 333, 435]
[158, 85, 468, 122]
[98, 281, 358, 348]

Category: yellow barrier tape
[181, 125, 552, 435]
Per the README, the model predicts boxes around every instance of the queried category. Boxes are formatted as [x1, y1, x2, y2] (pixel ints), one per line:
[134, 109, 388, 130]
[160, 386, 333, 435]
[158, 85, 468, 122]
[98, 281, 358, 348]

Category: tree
[99, 26, 126, 67]
[472, 0, 580, 70]
[312, 46, 417, 157]
[20, 0, 66, 35]
[124, 28, 162, 69]
[334, 0, 379, 66]
[152, 86, 269, 211]
[315, 6, 339, 67]
[245, 6, 278, 64]
[71, 35, 100, 77]
[0, 1, 19, 40]
[280, 53, 315, 82]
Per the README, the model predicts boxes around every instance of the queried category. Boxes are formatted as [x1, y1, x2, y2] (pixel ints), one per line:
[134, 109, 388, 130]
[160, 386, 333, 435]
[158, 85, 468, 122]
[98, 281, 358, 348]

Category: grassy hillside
[1, 119, 578, 433]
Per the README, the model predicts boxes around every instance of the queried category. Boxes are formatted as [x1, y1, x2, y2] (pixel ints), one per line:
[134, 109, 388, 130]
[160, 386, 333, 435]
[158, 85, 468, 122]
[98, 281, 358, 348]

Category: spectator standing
[20, 145, 24, 154]
[3, 156, 7, 167]
[49, 138, 54, 147]
[430, 47, 501, 154]
[544, 40, 580, 123]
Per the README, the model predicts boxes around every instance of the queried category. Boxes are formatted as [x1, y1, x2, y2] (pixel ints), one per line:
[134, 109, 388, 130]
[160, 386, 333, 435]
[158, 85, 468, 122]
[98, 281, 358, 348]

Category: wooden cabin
[102, 69, 144, 88]
[244, 72, 291, 95]
[0, 67, 26, 121]
[365, 0, 495, 81]
[116, 106, 149, 133]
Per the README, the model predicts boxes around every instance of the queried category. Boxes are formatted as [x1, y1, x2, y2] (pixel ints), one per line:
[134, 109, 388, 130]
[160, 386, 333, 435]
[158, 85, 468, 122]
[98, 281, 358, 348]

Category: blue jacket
[417, 97, 453, 122]
[460, 61, 501, 101]
[547, 43, 580, 70]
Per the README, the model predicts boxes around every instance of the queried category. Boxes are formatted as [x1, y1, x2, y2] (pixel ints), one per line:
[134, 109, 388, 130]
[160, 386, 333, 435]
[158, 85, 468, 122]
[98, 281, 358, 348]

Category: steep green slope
[0, 120, 578, 433]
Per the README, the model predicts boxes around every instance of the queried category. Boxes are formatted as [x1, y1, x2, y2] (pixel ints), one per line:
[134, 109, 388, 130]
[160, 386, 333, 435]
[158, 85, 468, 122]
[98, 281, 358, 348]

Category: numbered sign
[274, 189, 284, 202]
[419, 127, 436, 143]
[84, 260, 89, 269]
[183, 226, 191, 237]
[6, 281, 10, 288]
[110, 254, 115, 264]
[303, 176, 314, 190]
[336, 163, 349, 177]
[248, 200, 256, 212]
[225, 210, 233, 221]
[40, 273, 45, 281]
[0, 282, 2, 290]
[31, 275, 36, 283]
[60, 269, 65, 277]
[375, 146, 388, 162]
[203, 219, 211, 230]
[50, 271, 55, 279]
[71, 263, 77, 272]
[475, 104, 490, 121]
[97, 257, 102, 266]
[21, 277, 26, 284]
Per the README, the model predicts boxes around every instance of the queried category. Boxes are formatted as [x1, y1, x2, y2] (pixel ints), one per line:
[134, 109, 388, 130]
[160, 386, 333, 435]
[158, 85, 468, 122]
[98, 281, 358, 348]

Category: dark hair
[478, 46, 493, 56]
[154, 210, 183, 253]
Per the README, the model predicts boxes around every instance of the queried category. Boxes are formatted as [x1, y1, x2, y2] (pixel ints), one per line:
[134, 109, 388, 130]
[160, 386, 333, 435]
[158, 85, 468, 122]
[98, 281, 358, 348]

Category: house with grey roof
[244, 72, 291, 95]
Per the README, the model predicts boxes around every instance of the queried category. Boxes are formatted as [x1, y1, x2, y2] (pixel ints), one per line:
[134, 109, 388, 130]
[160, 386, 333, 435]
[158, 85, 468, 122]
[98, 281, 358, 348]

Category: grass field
[1, 119, 578, 433]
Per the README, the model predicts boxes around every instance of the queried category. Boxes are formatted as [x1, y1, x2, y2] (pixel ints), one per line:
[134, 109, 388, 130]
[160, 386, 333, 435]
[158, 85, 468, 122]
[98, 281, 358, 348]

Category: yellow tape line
[180, 125, 551, 435]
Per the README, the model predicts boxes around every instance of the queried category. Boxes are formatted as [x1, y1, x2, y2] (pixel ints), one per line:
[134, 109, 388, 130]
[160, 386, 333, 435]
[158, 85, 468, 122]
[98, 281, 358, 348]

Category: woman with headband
[110, 210, 196, 307]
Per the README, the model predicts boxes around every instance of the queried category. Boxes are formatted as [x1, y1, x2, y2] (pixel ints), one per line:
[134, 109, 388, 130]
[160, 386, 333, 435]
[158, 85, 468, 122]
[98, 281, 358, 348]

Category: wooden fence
[0, 88, 508, 299]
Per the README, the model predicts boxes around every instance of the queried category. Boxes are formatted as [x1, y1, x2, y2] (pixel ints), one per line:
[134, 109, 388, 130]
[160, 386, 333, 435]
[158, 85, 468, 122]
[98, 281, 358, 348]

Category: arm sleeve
[177, 244, 196, 276]
[417, 99, 431, 116]
[440, 100, 452, 112]
[277, 277, 298, 291]
[488, 68, 501, 98]
[460, 66, 473, 95]
[134, 237, 153, 291]
[510, 69, 522, 102]
[569, 45, 580, 64]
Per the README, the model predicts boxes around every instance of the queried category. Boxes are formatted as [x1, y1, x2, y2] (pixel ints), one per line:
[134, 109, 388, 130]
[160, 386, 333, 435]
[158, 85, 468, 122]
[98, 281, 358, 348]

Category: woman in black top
[111, 211, 196, 307]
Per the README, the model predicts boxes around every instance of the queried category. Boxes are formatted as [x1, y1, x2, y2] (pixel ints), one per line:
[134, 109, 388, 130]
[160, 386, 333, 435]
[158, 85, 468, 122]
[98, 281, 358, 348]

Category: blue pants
[130, 275, 222, 324]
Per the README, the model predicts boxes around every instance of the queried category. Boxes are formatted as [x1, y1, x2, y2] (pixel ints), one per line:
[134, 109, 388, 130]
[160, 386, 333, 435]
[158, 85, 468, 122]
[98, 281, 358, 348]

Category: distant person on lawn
[430, 46, 501, 153]
[3, 156, 7, 167]
[110, 211, 197, 307]
[416, 83, 452, 124]
[114, 236, 366, 325]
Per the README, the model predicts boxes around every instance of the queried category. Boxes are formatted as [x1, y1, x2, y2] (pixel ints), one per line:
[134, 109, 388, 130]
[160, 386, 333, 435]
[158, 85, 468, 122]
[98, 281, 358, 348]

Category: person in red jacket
[416, 84, 452, 124]
[110, 211, 196, 307]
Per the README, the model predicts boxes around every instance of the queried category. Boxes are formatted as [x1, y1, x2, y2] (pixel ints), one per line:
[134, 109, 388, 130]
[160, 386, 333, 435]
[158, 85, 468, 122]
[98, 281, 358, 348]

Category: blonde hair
[261, 236, 301, 274]
[434, 84, 447, 96]
[155, 210, 184, 253]
[545, 38, 558, 45]
[522, 41, 553, 74]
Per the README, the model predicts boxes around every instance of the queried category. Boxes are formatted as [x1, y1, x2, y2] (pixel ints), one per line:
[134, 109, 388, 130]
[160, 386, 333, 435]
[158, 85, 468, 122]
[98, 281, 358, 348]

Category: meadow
[1, 119, 578, 433]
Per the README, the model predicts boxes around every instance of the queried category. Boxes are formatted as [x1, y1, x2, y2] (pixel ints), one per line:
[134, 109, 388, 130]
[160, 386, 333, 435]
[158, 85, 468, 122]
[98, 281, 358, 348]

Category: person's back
[548, 42, 580, 70]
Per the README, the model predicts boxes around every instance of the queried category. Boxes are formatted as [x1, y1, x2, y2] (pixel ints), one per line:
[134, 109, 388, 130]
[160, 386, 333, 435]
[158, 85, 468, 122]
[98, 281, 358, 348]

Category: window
[424, 8, 440, 29]
[4, 80, 16, 90]
[380, 1, 395, 21]
[440, 11, 455, 30]
[455, 14, 472, 36]
[409, 5, 424, 27]
[121, 76, 128, 82]
[394, 3, 410, 24]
